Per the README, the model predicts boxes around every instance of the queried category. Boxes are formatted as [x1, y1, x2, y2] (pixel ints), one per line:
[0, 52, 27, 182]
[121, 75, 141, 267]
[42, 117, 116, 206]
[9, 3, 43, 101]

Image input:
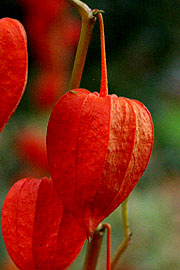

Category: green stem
[66, 0, 96, 90]
[111, 198, 132, 270]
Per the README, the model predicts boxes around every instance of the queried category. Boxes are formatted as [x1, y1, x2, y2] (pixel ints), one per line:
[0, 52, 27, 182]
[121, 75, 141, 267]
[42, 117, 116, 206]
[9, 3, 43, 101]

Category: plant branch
[111, 198, 132, 270]
[103, 223, 111, 270]
[66, 0, 96, 90]
[83, 223, 106, 270]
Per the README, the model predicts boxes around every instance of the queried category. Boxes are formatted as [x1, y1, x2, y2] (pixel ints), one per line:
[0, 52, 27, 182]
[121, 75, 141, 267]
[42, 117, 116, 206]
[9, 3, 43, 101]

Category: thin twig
[103, 223, 111, 270]
[83, 223, 106, 270]
[111, 198, 132, 270]
[66, 0, 96, 90]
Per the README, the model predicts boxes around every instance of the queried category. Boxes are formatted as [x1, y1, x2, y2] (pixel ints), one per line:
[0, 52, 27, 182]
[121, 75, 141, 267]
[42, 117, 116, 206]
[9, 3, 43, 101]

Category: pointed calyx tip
[94, 10, 108, 97]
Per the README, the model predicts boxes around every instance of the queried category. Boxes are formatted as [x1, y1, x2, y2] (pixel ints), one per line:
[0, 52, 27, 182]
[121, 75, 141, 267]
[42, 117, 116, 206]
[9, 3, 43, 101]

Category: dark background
[0, 0, 180, 269]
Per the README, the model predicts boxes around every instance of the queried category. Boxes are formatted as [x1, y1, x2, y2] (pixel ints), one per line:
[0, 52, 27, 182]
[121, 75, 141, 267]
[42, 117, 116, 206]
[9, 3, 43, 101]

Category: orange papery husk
[0, 18, 28, 132]
[1, 177, 86, 270]
[46, 89, 154, 236]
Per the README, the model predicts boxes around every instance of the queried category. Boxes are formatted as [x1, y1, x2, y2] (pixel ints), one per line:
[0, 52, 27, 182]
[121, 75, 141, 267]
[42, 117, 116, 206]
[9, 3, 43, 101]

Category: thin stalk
[103, 223, 111, 270]
[122, 198, 131, 238]
[111, 198, 132, 270]
[83, 223, 106, 270]
[66, 0, 96, 90]
[93, 10, 108, 97]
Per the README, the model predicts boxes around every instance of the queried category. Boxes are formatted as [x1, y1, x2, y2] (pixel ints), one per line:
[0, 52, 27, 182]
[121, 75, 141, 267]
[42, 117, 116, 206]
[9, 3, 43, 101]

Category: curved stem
[111, 198, 132, 270]
[66, 0, 96, 90]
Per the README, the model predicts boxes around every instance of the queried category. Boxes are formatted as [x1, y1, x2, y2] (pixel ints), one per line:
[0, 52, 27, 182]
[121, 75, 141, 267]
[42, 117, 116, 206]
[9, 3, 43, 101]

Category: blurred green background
[0, 0, 180, 269]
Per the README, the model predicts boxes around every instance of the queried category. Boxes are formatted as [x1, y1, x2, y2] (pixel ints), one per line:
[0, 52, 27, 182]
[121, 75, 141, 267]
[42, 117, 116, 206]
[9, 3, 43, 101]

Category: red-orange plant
[1, 177, 86, 270]
[0, 18, 28, 132]
[46, 12, 154, 236]
[1, 3, 154, 269]
[1, 15, 86, 270]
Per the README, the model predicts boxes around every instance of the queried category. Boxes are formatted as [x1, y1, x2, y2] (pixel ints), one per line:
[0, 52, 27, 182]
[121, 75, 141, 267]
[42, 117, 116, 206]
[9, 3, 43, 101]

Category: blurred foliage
[0, 0, 180, 269]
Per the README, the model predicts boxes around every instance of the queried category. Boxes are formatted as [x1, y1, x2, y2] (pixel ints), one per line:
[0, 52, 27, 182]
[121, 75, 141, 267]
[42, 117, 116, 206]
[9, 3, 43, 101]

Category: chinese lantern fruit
[0, 18, 28, 132]
[46, 13, 154, 236]
[47, 89, 154, 236]
[1, 177, 86, 269]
